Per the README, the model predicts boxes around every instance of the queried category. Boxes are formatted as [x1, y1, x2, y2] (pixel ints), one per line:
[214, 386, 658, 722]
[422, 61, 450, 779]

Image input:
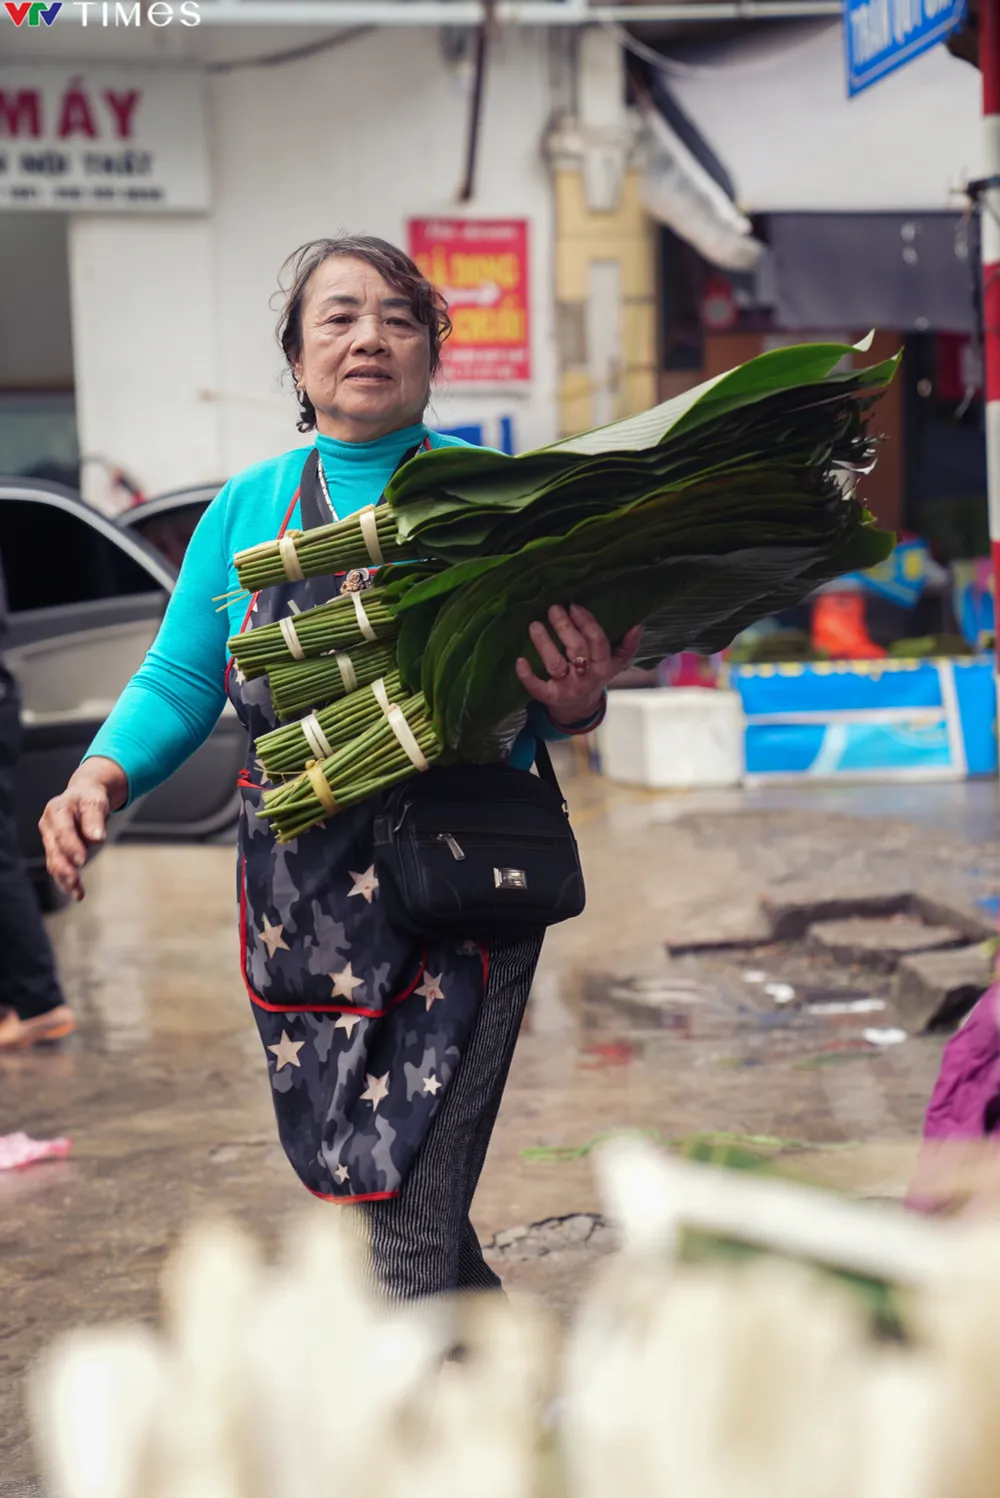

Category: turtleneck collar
[314, 422, 428, 466]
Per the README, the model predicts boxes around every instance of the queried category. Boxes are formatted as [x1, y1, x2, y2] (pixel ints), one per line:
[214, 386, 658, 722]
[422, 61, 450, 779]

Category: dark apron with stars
[226, 447, 486, 1203]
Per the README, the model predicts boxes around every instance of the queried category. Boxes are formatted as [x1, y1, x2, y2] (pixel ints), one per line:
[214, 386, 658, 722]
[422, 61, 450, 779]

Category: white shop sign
[0, 67, 208, 211]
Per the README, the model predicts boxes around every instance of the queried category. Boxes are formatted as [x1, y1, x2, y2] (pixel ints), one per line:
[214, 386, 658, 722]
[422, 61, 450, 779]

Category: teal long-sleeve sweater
[86, 423, 569, 802]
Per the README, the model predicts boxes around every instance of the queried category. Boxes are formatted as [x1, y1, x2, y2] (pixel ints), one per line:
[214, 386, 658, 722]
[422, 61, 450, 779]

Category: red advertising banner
[408, 217, 530, 383]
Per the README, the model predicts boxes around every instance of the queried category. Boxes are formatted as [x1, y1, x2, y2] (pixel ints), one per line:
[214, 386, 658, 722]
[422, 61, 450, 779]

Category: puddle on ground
[575, 940, 908, 1078]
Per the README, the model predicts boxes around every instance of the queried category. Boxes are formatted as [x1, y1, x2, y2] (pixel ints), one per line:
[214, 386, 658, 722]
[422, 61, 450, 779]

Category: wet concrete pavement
[3, 760, 998, 1493]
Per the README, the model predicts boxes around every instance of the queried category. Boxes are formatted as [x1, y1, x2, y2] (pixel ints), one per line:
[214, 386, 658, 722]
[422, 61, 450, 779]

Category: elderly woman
[40, 235, 639, 1300]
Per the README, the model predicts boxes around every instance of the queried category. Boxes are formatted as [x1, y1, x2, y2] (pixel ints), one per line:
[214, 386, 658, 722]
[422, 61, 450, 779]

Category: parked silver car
[1, 477, 243, 904]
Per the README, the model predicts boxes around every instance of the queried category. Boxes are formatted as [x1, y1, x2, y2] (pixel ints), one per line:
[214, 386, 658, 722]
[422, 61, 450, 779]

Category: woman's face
[292, 255, 433, 442]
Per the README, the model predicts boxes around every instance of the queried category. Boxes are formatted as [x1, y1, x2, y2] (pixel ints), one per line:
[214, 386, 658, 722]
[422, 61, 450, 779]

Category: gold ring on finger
[572, 655, 589, 675]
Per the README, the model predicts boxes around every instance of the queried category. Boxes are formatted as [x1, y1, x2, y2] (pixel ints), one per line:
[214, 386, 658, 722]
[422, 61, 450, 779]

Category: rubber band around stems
[371, 676, 391, 716]
[279, 614, 306, 661]
[306, 760, 338, 814]
[278, 534, 305, 582]
[351, 590, 378, 643]
[335, 652, 358, 693]
[359, 506, 385, 566]
[301, 713, 333, 761]
[385, 703, 430, 772]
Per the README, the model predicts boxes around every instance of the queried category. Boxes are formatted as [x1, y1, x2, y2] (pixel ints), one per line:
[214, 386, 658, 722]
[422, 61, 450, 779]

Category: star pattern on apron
[224, 445, 487, 1203]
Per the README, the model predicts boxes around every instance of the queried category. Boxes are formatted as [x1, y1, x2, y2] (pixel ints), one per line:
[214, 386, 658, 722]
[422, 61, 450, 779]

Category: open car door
[0, 481, 241, 897]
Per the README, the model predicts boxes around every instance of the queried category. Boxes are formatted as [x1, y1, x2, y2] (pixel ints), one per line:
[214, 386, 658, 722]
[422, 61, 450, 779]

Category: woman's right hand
[40, 757, 128, 902]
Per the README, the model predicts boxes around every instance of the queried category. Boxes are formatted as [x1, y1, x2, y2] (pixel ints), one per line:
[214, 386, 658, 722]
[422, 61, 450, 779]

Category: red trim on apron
[238, 858, 428, 1016]
[308, 1187, 399, 1204]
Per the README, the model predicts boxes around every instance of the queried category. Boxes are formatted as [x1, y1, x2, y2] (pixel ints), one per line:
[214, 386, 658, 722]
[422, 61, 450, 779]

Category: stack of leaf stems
[260, 694, 440, 841]
[228, 588, 400, 679]
[233, 510, 419, 592]
[256, 669, 407, 777]
[267, 641, 399, 720]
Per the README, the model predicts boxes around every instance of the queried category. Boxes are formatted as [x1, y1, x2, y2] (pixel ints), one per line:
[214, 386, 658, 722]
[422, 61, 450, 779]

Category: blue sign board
[731, 657, 997, 781]
[844, 0, 966, 95]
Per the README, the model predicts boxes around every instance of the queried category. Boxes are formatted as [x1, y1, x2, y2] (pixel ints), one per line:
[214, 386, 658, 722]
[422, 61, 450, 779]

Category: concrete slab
[893, 946, 993, 1031]
[806, 917, 966, 972]
[764, 892, 915, 942]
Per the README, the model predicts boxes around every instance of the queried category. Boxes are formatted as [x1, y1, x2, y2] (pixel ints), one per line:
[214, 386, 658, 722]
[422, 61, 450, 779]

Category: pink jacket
[908, 985, 1000, 1213]
[922, 985, 1000, 1140]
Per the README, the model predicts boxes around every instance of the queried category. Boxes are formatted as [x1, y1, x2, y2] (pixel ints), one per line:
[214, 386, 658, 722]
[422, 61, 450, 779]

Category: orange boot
[0, 1005, 76, 1051]
[811, 592, 886, 660]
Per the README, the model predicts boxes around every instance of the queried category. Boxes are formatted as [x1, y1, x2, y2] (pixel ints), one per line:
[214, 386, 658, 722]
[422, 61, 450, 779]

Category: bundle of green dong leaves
[227, 338, 897, 840]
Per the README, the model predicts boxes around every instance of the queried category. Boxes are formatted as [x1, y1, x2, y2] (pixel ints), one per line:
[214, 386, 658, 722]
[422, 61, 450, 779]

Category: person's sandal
[0, 1006, 76, 1051]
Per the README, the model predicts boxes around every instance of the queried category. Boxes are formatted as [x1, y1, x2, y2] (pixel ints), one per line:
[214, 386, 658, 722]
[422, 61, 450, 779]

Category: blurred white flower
[28, 1139, 1000, 1498]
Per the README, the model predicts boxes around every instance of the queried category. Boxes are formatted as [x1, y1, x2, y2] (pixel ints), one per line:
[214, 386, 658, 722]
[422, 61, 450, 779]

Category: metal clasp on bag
[436, 832, 466, 861]
[494, 867, 527, 890]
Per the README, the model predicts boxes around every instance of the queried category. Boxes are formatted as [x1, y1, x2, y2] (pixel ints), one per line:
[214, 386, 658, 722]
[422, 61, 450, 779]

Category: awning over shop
[641, 101, 765, 272]
[659, 20, 980, 214]
[770, 212, 975, 332]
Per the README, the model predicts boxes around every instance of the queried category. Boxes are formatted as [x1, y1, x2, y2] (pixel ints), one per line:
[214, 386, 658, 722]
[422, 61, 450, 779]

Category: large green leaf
[543, 342, 898, 456]
[248, 337, 901, 775]
[388, 358, 893, 568]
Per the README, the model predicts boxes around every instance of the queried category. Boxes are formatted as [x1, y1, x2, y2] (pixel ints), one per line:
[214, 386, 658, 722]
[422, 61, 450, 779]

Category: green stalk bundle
[256, 670, 407, 777]
[233, 510, 418, 591]
[259, 694, 441, 842]
[228, 587, 399, 679]
[267, 641, 399, 720]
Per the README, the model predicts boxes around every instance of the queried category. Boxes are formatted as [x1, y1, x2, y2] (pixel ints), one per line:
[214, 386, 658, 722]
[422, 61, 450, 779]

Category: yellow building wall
[553, 167, 659, 437]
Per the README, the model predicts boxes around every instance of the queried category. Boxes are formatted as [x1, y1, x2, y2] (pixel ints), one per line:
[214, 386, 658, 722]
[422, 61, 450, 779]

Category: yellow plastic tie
[305, 759, 338, 815]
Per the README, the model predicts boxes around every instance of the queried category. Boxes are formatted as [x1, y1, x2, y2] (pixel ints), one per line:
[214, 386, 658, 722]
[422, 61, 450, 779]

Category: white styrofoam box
[597, 687, 745, 789]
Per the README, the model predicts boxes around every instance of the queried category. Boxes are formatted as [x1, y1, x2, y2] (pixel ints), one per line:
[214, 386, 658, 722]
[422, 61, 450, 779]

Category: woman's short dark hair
[276, 235, 452, 432]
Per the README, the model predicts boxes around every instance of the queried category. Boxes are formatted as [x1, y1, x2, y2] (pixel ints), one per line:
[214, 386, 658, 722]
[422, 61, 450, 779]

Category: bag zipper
[421, 829, 567, 862]
[436, 833, 466, 861]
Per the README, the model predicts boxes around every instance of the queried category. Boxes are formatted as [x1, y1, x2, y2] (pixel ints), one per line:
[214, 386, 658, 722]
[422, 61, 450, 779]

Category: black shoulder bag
[299, 446, 587, 940]
[372, 750, 586, 939]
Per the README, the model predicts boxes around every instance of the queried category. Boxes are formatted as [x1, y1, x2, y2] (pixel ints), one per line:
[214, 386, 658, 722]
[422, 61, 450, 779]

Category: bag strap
[298, 447, 325, 531]
[534, 737, 567, 807]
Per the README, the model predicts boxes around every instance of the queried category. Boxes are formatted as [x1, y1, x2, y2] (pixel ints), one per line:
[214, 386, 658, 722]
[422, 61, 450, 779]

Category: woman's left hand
[515, 604, 643, 728]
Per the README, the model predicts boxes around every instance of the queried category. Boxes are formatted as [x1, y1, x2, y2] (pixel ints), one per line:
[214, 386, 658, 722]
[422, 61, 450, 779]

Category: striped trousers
[361, 932, 543, 1301]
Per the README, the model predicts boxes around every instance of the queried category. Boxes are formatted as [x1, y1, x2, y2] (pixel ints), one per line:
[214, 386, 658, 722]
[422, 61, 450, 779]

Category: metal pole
[983, 0, 1000, 684]
[458, 0, 496, 202]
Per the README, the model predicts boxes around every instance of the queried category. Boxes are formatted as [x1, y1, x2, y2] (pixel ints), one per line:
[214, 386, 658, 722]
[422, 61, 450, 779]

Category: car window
[128, 501, 208, 570]
[0, 498, 160, 613]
